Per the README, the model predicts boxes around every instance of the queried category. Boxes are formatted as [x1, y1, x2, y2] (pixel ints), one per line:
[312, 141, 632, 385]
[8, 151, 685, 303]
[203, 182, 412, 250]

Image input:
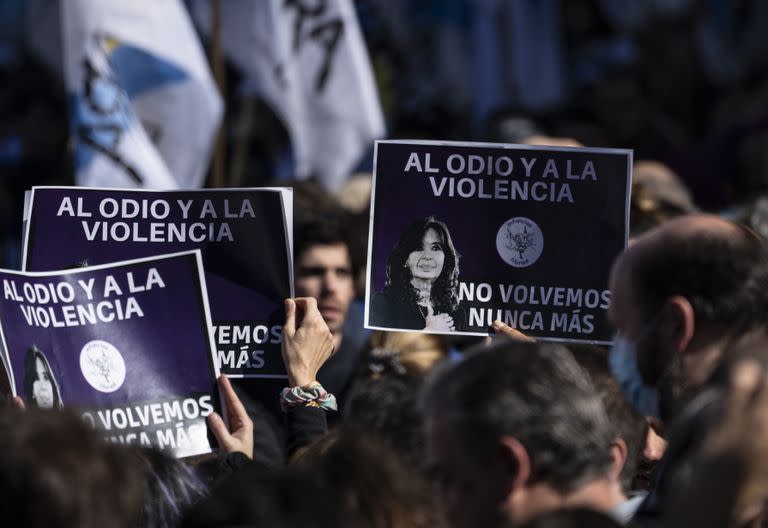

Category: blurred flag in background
[62, 0, 222, 188]
[192, 0, 385, 190]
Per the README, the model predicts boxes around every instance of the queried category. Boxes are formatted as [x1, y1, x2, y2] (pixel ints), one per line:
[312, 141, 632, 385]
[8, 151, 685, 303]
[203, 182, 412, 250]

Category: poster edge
[374, 139, 634, 156]
[363, 142, 381, 329]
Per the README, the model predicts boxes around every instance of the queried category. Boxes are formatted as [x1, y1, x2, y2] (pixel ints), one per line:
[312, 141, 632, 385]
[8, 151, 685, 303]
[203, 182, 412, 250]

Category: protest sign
[0, 250, 219, 457]
[365, 140, 632, 343]
[22, 187, 293, 386]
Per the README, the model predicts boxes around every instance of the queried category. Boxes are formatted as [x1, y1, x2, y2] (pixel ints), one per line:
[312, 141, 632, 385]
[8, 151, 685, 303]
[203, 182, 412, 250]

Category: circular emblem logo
[79, 340, 126, 393]
[496, 217, 544, 268]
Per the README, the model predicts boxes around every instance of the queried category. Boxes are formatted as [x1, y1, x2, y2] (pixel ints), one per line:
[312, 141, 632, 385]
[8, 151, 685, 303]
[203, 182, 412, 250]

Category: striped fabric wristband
[280, 382, 338, 412]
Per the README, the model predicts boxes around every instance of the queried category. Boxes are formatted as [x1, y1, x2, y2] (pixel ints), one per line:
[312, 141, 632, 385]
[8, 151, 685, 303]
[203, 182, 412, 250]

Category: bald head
[631, 214, 741, 255]
[612, 214, 768, 336]
[609, 215, 768, 418]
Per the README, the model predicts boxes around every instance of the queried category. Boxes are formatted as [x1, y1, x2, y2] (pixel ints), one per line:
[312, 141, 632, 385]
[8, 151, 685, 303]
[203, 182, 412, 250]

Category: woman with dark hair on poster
[23, 345, 63, 409]
[371, 216, 466, 332]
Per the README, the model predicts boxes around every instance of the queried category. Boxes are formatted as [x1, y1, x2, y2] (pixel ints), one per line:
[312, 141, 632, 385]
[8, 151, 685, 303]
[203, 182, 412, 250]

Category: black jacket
[370, 289, 467, 332]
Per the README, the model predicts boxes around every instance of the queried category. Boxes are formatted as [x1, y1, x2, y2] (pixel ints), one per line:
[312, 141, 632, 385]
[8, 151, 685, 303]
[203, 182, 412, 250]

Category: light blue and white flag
[192, 0, 385, 190]
[62, 0, 222, 188]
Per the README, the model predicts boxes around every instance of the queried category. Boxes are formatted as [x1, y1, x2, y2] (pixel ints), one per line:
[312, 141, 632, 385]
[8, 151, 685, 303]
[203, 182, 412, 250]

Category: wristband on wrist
[280, 381, 337, 412]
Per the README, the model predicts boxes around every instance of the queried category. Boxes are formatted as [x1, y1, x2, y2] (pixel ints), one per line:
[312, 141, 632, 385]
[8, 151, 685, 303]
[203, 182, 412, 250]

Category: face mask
[609, 334, 660, 418]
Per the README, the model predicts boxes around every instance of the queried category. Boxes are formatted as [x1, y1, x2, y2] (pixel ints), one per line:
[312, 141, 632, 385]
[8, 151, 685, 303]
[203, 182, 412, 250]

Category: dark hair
[631, 222, 768, 336]
[385, 216, 460, 314]
[23, 346, 62, 409]
[357, 330, 449, 381]
[0, 407, 142, 528]
[345, 375, 425, 469]
[571, 345, 647, 493]
[421, 340, 614, 494]
[294, 214, 356, 273]
[132, 447, 208, 528]
[181, 462, 343, 528]
[298, 429, 442, 528]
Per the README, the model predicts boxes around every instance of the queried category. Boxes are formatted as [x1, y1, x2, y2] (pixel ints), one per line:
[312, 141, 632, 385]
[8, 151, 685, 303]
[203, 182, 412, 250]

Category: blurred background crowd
[1, 0, 768, 263]
[3, 2, 768, 527]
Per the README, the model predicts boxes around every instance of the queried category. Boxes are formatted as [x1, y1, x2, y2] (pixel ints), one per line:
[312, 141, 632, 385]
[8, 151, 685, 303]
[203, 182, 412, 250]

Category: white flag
[62, 0, 223, 188]
[193, 0, 385, 190]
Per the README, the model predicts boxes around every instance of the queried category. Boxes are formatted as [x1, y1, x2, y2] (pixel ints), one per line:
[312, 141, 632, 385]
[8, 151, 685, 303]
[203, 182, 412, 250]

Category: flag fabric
[62, 0, 222, 189]
[192, 0, 385, 190]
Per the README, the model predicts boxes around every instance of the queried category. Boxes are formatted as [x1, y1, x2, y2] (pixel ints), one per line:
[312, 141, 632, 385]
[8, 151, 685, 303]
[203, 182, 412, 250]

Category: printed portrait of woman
[23, 346, 63, 409]
[370, 216, 466, 332]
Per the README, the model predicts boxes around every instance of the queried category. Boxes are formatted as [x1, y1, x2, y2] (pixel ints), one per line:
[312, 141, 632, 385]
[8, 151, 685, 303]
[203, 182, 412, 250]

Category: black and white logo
[496, 217, 544, 268]
[79, 340, 126, 393]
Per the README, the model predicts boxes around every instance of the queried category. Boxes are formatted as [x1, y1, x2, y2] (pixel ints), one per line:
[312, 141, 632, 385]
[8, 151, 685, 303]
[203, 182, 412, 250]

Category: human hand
[282, 297, 335, 388]
[424, 305, 455, 332]
[491, 320, 535, 341]
[206, 375, 254, 459]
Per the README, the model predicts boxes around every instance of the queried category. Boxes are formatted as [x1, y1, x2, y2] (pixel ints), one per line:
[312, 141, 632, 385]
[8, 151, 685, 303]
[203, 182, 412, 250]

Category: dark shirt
[317, 300, 369, 417]
[284, 406, 328, 457]
[370, 289, 467, 332]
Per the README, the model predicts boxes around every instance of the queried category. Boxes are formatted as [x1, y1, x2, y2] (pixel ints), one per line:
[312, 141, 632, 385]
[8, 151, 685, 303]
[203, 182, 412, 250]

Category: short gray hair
[421, 340, 613, 494]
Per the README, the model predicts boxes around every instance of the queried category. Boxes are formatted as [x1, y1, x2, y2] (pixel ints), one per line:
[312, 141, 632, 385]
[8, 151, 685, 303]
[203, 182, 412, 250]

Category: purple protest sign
[0, 250, 220, 457]
[366, 140, 632, 343]
[22, 188, 293, 392]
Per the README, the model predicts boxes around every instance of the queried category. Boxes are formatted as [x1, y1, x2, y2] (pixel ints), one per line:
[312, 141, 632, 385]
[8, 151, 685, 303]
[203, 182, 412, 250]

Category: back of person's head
[344, 331, 449, 468]
[571, 345, 647, 494]
[360, 330, 449, 380]
[132, 447, 208, 528]
[345, 374, 425, 468]
[422, 340, 614, 495]
[630, 160, 697, 236]
[517, 508, 623, 528]
[300, 428, 442, 528]
[0, 407, 142, 528]
[181, 461, 342, 528]
[630, 216, 768, 336]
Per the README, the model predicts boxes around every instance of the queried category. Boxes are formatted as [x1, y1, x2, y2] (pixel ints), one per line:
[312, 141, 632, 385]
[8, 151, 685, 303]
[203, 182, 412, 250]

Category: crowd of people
[3, 2, 768, 528]
[2, 175, 768, 528]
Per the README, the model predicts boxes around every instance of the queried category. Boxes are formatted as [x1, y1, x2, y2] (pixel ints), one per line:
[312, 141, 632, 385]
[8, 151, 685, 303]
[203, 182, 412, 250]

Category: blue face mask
[609, 334, 660, 418]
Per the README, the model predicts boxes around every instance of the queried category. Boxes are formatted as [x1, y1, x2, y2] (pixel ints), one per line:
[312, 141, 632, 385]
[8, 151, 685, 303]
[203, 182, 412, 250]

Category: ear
[609, 437, 628, 482]
[498, 436, 531, 493]
[661, 295, 695, 355]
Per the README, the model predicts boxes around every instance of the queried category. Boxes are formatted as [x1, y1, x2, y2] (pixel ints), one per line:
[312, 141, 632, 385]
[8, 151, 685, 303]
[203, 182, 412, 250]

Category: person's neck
[411, 278, 432, 302]
[508, 478, 625, 525]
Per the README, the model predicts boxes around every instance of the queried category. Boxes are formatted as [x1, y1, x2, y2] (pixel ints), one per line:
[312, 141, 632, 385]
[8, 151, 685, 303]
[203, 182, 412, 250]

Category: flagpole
[229, 97, 255, 187]
[209, 0, 226, 188]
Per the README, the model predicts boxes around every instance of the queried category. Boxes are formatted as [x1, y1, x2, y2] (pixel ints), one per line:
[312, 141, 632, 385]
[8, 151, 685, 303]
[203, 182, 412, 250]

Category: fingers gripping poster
[22, 188, 293, 394]
[365, 140, 632, 343]
[0, 251, 220, 457]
